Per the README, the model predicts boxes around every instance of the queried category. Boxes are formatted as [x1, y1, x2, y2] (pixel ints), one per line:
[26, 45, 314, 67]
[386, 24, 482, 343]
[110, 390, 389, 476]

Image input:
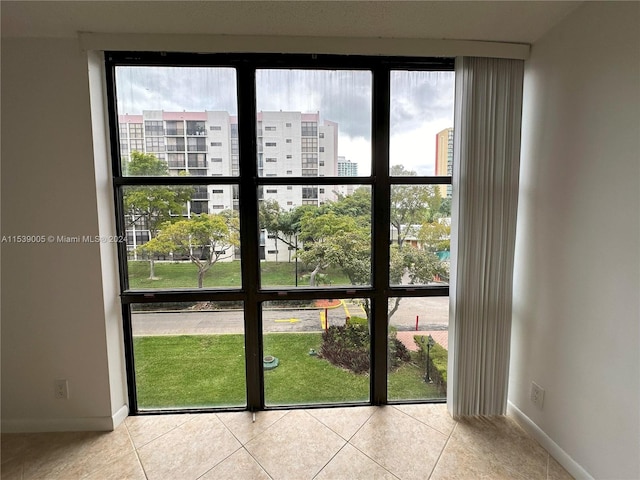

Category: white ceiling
[1, 1, 581, 44]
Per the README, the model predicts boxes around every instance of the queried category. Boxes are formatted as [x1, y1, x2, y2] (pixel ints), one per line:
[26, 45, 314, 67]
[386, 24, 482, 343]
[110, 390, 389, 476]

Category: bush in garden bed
[320, 323, 410, 374]
[414, 335, 448, 389]
[320, 324, 370, 374]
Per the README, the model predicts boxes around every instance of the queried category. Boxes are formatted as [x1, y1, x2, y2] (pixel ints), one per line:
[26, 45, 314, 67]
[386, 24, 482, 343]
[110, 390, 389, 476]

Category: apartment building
[337, 156, 358, 177]
[435, 127, 454, 198]
[335, 156, 359, 197]
[118, 110, 340, 259]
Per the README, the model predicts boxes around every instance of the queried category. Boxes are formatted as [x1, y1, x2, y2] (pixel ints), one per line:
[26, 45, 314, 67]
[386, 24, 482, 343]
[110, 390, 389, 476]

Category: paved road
[132, 297, 449, 336]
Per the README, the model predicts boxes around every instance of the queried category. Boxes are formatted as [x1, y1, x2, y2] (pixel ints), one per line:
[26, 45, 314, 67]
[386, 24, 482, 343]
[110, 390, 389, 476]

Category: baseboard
[1, 404, 129, 433]
[507, 401, 593, 480]
[111, 404, 129, 429]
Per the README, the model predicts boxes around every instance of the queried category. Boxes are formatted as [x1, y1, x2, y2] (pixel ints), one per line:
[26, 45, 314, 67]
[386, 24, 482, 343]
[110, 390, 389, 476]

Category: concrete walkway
[396, 330, 449, 351]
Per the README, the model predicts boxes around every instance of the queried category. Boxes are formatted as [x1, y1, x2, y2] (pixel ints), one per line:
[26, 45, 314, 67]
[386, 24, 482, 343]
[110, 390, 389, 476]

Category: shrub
[414, 335, 448, 388]
[320, 323, 410, 374]
[388, 329, 411, 369]
[320, 324, 370, 374]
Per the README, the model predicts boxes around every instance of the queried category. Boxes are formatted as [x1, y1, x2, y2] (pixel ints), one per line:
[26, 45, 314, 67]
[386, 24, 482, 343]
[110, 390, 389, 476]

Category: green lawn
[133, 333, 444, 409]
[263, 333, 369, 405]
[388, 360, 444, 401]
[134, 334, 246, 409]
[128, 260, 351, 289]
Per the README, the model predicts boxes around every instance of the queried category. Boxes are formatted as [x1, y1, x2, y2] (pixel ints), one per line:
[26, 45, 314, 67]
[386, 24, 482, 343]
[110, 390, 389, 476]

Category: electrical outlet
[55, 379, 69, 400]
[530, 381, 544, 409]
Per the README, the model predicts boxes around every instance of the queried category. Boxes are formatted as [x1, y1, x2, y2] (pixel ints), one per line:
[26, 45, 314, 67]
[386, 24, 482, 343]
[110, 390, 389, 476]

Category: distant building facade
[118, 110, 340, 260]
[335, 156, 359, 197]
[435, 127, 453, 198]
[338, 156, 358, 177]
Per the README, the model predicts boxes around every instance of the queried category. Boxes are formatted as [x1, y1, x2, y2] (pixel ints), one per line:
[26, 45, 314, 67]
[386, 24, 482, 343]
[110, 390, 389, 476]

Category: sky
[116, 67, 454, 176]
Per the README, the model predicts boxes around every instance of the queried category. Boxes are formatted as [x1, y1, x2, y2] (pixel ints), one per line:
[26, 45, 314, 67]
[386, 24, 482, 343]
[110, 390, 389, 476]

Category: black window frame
[105, 51, 454, 415]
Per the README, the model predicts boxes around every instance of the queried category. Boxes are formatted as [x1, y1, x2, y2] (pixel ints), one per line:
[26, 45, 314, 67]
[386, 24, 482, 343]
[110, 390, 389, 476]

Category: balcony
[188, 160, 207, 169]
[166, 144, 185, 152]
[191, 190, 208, 200]
[186, 129, 207, 136]
[165, 128, 184, 136]
[187, 138, 207, 152]
[186, 122, 207, 136]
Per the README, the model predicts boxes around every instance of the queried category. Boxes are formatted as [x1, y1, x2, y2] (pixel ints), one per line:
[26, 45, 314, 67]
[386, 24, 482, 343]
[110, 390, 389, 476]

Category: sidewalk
[396, 330, 449, 351]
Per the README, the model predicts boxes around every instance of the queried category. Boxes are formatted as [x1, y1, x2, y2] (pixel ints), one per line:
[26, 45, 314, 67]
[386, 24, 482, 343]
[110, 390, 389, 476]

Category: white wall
[511, 3, 640, 479]
[1, 38, 128, 431]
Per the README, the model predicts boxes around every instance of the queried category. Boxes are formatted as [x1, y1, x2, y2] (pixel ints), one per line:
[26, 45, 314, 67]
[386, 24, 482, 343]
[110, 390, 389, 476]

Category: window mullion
[237, 64, 263, 411]
[371, 66, 391, 405]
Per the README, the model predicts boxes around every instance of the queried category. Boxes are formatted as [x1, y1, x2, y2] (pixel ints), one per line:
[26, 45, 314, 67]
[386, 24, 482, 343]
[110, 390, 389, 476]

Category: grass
[129, 261, 242, 289]
[134, 334, 246, 409]
[388, 353, 445, 401]
[263, 333, 368, 405]
[134, 333, 445, 409]
[128, 260, 352, 289]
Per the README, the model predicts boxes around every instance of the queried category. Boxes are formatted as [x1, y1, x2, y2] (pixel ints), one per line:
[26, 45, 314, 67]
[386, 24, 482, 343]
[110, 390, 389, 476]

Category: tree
[124, 152, 192, 279]
[259, 200, 300, 262]
[423, 185, 444, 223]
[418, 221, 451, 253]
[140, 213, 239, 288]
[388, 168, 451, 318]
[389, 165, 432, 248]
[327, 187, 371, 221]
[400, 246, 448, 285]
[438, 197, 452, 218]
[291, 186, 449, 321]
[298, 211, 368, 286]
[123, 151, 168, 176]
[375, 244, 449, 320]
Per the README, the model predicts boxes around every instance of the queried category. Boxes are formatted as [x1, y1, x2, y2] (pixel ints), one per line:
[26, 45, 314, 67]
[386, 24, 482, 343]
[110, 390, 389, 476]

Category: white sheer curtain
[448, 57, 524, 417]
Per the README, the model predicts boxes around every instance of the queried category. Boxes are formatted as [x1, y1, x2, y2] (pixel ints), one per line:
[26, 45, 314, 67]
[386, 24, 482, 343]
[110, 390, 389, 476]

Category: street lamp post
[425, 335, 435, 383]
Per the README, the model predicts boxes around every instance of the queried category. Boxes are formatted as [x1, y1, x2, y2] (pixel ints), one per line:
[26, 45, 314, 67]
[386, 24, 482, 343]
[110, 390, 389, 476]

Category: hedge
[414, 335, 448, 389]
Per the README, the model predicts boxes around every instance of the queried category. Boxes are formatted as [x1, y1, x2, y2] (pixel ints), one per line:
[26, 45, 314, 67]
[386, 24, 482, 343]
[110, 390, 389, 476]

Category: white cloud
[339, 136, 371, 176]
[390, 119, 453, 176]
[116, 65, 454, 176]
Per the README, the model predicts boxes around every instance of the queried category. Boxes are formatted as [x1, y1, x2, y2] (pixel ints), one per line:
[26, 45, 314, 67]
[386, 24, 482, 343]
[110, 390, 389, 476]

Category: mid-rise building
[336, 156, 359, 197]
[435, 127, 454, 198]
[338, 156, 358, 176]
[118, 110, 339, 260]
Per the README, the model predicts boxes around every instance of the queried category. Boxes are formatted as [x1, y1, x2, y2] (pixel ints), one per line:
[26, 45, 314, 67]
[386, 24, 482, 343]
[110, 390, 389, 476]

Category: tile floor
[1, 404, 573, 480]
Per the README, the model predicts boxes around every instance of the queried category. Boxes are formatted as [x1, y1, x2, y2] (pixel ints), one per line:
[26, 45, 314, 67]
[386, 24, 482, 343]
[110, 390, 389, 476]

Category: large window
[166, 137, 185, 152]
[187, 137, 207, 152]
[144, 120, 164, 136]
[107, 53, 454, 414]
[165, 120, 184, 136]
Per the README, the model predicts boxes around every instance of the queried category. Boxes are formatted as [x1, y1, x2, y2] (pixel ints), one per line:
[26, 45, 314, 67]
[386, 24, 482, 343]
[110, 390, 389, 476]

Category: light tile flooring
[1, 404, 573, 480]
